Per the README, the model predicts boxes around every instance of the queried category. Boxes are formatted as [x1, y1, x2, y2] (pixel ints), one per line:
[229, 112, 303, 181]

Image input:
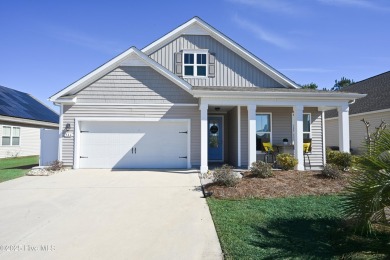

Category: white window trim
[182, 50, 208, 78]
[1, 125, 21, 146]
[291, 113, 311, 141]
[256, 113, 272, 154]
[303, 113, 312, 139]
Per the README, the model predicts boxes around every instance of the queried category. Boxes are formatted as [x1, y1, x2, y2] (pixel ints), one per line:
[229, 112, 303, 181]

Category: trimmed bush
[322, 163, 342, 179]
[212, 164, 240, 187]
[276, 153, 298, 170]
[326, 149, 353, 170]
[250, 161, 273, 178]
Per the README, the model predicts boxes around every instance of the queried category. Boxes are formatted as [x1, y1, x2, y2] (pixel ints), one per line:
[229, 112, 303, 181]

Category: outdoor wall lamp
[65, 123, 71, 131]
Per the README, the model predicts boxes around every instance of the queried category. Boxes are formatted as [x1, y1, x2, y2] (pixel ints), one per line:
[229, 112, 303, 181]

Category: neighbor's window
[2, 126, 20, 146]
[183, 52, 207, 77]
[303, 113, 311, 139]
[256, 113, 272, 151]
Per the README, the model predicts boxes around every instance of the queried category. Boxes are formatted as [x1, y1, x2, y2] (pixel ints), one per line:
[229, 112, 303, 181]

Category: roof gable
[50, 47, 192, 102]
[0, 86, 59, 124]
[142, 17, 299, 89]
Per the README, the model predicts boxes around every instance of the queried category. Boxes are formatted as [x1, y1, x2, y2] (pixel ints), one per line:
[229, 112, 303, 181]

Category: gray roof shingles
[326, 71, 390, 118]
[0, 85, 59, 124]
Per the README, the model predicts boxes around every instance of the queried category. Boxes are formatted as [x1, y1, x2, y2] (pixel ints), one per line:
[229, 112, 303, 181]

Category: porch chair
[262, 138, 276, 165]
[303, 138, 312, 170]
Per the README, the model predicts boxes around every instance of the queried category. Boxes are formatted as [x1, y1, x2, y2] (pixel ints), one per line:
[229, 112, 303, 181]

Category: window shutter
[175, 52, 182, 76]
[208, 52, 216, 78]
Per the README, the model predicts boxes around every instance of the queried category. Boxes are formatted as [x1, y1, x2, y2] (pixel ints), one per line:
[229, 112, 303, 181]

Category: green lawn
[208, 195, 390, 259]
[0, 156, 39, 183]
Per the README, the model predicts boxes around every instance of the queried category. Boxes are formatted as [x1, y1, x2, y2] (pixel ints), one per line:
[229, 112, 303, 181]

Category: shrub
[47, 160, 64, 172]
[322, 164, 342, 179]
[212, 164, 240, 187]
[250, 161, 273, 178]
[326, 149, 353, 170]
[276, 153, 298, 170]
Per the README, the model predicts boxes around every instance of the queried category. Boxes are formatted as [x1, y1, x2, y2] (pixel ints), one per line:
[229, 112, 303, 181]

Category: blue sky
[1, 0, 389, 111]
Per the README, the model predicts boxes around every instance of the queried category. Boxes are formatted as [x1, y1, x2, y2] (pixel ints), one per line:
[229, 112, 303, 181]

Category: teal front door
[208, 116, 223, 161]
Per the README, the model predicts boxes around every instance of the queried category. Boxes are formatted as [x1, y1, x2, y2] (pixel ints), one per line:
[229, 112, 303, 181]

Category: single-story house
[326, 71, 390, 154]
[0, 85, 59, 158]
[49, 17, 364, 172]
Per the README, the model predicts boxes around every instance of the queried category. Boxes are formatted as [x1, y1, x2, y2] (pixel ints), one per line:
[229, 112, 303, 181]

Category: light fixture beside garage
[64, 123, 73, 138]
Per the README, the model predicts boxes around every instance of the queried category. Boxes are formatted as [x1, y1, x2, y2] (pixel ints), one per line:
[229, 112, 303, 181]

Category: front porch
[199, 103, 351, 174]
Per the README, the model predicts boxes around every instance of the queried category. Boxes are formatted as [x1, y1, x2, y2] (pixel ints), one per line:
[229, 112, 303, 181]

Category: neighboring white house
[0, 85, 59, 159]
[326, 71, 390, 154]
[49, 17, 364, 172]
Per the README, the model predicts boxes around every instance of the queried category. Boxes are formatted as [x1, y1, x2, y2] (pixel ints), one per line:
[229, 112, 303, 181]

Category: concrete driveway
[0, 169, 222, 260]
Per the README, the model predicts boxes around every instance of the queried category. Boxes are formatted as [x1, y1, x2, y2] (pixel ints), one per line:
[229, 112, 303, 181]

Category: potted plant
[283, 138, 288, 145]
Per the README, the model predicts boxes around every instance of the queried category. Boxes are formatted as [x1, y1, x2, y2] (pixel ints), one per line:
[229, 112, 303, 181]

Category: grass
[208, 195, 390, 259]
[0, 155, 39, 183]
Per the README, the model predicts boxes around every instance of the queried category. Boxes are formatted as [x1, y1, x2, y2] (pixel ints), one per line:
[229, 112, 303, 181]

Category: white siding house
[326, 71, 390, 154]
[50, 17, 364, 172]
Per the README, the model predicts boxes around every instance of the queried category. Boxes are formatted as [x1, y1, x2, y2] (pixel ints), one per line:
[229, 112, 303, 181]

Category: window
[2, 126, 20, 146]
[303, 113, 311, 139]
[183, 52, 207, 77]
[256, 114, 272, 151]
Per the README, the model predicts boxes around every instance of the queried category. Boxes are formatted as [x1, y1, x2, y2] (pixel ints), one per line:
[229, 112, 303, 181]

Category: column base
[295, 164, 305, 171]
[200, 165, 208, 174]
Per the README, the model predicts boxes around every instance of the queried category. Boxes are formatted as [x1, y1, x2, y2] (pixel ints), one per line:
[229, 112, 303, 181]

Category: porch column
[200, 103, 208, 174]
[247, 104, 256, 168]
[293, 105, 304, 170]
[237, 106, 241, 167]
[338, 104, 350, 153]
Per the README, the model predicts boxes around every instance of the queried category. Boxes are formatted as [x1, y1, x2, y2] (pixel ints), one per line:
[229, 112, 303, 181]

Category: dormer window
[183, 51, 207, 77]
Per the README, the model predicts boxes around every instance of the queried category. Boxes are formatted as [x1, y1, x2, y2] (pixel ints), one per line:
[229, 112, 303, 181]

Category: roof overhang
[193, 89, 366, 102]
[50, 47, 192, 102]
[0, 115, 59, 129]
[142, 17, 300, 89]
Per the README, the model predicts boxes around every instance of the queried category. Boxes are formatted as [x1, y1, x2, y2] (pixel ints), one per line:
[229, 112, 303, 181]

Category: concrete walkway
[0, 169, 222, 260]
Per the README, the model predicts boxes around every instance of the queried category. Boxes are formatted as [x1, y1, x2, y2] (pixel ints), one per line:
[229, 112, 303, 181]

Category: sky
[1, 0, 389, 112]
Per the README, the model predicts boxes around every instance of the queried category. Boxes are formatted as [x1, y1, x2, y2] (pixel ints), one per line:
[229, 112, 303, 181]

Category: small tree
[342, 120, 390, 233]
[331, 77, 354, 91]
[301, 82, 318, 90]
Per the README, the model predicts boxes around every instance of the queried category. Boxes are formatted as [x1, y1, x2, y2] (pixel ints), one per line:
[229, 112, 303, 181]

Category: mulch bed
[205, 170, 352, 199]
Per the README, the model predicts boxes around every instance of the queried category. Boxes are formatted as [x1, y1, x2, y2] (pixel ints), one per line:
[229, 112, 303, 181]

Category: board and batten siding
[0, 125, 40, 158]
[149, 35, 284, 88]
[61, 105, 200, 167]
[76, 66, 197, 104]
[326, 110, 390, 154]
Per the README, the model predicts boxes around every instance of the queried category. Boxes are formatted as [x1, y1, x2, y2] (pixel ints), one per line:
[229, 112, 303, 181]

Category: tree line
[301, 77, 354, 91]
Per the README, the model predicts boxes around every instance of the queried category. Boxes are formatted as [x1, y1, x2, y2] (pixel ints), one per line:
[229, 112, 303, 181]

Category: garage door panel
[78, 121, 188, 169]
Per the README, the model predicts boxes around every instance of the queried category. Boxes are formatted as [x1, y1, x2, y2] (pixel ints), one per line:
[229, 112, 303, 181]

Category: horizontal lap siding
[244, 107, 324, 167]
[0, 126, 40, 158]
[76, 66, 197, 104]
[149, 35, 284, 88]
[62, 105, 200, 167]
[326, 111, 390, 154]
[228, 107, 238, 166]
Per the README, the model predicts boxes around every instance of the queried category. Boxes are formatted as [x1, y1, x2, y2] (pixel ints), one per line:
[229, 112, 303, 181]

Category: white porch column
[338, 104, 350, 153]
[200, 103, 208, 174]
[237, 106, 241, 167]
[293, 105, 304, 170]
[247, 104, 256, 168]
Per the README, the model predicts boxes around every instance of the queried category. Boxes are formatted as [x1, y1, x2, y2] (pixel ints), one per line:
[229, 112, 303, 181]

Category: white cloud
[233, 16, 293, 49]
[228, 0, 305, 15]
[318, 0, 390, 11]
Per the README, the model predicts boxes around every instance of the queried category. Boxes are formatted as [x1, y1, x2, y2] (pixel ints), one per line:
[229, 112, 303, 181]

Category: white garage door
[78, 121, 188, 169]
